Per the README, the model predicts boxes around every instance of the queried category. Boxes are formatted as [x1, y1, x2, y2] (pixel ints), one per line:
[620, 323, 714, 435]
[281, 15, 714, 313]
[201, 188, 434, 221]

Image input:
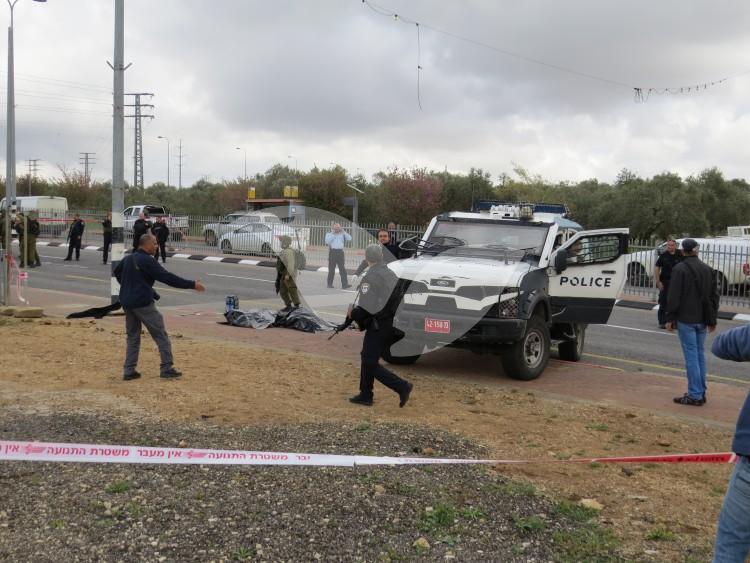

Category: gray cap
[365, 244, 383, 263]
[681, 238, 699, 252]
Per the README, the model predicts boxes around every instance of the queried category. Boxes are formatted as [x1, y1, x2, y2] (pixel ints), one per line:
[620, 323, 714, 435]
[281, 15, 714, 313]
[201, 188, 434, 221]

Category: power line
[361, 0, 748, 103]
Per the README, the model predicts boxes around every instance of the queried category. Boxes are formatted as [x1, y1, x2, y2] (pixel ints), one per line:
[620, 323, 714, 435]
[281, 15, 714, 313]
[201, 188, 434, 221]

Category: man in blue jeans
[665, 238, 719, 405]
[711, 322, 750, 562]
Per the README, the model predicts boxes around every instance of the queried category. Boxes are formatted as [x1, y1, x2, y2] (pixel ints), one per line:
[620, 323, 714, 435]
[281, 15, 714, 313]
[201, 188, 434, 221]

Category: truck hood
[389, 255, 530, 288]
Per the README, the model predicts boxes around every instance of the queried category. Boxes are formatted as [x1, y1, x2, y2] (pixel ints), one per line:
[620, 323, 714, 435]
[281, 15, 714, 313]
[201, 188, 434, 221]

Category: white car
[202, 211, 282, 246]
[218, 222, 307, 256]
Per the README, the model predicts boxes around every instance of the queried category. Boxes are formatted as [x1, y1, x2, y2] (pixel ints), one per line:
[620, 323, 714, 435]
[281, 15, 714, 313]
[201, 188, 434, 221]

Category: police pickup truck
[385, 202, 629, 380]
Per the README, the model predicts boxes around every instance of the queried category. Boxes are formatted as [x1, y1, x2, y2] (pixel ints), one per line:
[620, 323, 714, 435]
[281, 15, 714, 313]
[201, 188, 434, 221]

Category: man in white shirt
[325, 223, 352, 289]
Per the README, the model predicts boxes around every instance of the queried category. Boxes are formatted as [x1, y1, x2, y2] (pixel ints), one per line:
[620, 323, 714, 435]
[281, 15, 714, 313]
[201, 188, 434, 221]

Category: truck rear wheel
[558, 324, 586, 362]
[501, 316, 550, 381]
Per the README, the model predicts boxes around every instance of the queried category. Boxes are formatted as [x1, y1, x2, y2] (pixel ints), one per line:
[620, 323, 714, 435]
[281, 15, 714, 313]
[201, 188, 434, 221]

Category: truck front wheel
[501, 316, 550, 381]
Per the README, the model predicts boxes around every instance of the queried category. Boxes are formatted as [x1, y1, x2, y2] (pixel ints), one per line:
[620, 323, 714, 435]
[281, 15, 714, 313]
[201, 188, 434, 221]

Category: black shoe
[34, 262, 40, 267]
[63, 258, 71, 261]
[327, 285, 334, 289]
[658, 324, 666, 329]
[342, 284, 352, 289]
[399, 382, 413, 408]
[673, 394, 705, 406]
[349, 394, 373, 406]
[123, 371, 142, 381]
[160, 368, 183, 379]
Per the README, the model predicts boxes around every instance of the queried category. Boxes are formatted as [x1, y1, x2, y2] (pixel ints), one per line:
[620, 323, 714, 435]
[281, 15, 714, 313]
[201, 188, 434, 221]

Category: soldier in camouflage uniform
[276, 235, 300, 312]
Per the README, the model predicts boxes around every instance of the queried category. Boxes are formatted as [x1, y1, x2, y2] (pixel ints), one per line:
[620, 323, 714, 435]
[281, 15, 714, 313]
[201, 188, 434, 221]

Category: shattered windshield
[424, 220, 549, 258]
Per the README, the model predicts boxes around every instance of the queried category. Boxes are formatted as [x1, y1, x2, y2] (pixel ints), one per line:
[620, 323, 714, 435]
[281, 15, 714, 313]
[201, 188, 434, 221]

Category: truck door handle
[601, 270, 615, 274]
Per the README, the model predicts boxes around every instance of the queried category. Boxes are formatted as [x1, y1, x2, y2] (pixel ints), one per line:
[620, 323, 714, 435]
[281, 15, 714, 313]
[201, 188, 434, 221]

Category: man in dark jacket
[114, 233, 205, 380]
[132, 212, 150, 250]
[711, 323, 750, 561]
[150, 216, 170, 263]
[102, 211, 112, 264]
[666, 238, 720, 406]
[654, 238, 681, 328]
[64, 214, 85, 261]
[353, 229, 400, 277]
[347, 244, 412, 408]
[26, 213, 40, 268]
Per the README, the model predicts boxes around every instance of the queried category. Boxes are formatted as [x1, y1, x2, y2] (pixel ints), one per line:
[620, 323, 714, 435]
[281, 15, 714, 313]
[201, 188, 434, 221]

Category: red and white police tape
[0, 440, 738, 467]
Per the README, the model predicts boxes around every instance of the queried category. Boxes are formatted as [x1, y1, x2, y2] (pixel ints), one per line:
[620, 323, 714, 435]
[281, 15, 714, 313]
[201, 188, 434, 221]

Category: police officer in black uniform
[655, 238, 682, 328]
[347, 244, 413, 407]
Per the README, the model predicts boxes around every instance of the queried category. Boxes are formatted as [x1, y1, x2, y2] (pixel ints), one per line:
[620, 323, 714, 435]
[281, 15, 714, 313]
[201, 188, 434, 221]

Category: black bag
[684, 261, 717, 326]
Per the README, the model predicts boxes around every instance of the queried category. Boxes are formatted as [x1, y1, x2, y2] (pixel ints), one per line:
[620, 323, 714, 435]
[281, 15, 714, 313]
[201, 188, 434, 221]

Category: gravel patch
[0, 409, 620, 562]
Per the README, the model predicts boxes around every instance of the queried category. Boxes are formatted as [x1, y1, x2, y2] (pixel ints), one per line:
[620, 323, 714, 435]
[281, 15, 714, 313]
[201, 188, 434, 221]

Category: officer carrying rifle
[339, 244, 413, 408]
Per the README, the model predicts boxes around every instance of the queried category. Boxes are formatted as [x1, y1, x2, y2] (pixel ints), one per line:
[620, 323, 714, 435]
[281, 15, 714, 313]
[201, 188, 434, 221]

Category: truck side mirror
[553, 250, 568, 273]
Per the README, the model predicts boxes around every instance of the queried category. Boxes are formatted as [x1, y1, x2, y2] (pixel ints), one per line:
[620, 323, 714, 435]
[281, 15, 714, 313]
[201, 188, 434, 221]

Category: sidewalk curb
[21, 241, 750, 321]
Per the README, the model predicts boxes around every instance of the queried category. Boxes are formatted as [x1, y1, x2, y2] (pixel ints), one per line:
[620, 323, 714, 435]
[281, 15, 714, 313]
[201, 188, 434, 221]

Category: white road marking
[172, 253, 191, 259]
[206, 273, 275, 284]
[203, 256, 223, 262]
[239, 259, 259, 265]
[735, 313, 750, 322]
[600, 323, 675, 336]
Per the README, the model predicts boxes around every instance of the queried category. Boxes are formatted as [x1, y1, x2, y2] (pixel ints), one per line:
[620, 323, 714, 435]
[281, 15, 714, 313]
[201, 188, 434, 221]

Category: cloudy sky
[4, 0, 750, 187]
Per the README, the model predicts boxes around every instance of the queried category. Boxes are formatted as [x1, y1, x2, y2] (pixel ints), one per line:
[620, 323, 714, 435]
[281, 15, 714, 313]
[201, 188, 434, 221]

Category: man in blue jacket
[711, 323, 750, 562]
[114, 233, 205, 380]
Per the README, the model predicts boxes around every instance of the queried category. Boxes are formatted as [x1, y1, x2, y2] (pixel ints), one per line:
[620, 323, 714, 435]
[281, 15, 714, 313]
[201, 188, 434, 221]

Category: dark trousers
[103, 234, 112, 263]
[66, 237, 82, 260]
[327, 248, 348, 287]
[657, 282, 670, 325]
[157, 241, 167, 263]
[359, 321, 410, 399]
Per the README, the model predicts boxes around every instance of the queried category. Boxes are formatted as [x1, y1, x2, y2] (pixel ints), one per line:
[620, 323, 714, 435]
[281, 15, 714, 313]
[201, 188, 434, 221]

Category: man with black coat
[132, 212, 151, 250]
[64, 214, 85, 261]
[150, 216, 170, 263]
[353, 229, 400, 277]
[666, 238, 720, 406]
[346, 244, 412, 408]
[654, 238, 681, 328]
[114, 233, 205, 380]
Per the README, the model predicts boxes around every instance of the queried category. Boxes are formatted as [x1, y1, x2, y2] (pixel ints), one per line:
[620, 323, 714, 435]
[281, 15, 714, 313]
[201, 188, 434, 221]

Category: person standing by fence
[666, 238, 720, 406]
[325, 223, 351, 289]
[102, 211, 112, 265]
[64, 214, 85, 261]
[655, 238, 682, 329]
[150, 216, 170, 264]
[26, 212, 40, 268]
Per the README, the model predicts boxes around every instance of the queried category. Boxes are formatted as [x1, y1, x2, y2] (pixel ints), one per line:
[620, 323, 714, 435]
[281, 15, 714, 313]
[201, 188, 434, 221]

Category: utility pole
[124, 92, 154, 189]
[108, 0, 130, 305]
[26, 158, 40, 196]
[78, 152, 95, 187]
[177, 138, 183, 189]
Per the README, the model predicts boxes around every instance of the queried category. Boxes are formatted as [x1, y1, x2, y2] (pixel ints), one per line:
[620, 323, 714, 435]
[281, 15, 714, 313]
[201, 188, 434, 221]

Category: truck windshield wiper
[419, 236, 466, 254]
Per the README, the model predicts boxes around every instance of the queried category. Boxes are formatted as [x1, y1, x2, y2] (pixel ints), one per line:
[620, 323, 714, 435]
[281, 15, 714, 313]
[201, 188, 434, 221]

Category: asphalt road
[19, 244, 750, 385]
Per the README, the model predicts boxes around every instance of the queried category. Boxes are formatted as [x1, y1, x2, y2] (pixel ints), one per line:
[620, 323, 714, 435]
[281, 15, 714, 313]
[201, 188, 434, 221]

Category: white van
[0, 196, 69, 237]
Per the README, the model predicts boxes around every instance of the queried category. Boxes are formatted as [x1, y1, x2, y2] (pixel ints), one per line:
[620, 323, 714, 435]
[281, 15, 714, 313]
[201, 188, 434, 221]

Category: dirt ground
[0, 316, 737, 561]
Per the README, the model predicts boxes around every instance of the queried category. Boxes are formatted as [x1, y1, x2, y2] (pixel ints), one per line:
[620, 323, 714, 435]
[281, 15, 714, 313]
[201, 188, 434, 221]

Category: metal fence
[625, 239, 750, 308]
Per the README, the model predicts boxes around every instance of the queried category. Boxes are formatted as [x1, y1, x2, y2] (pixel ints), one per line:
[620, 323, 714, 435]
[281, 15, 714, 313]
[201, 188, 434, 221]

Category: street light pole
[235, 146, 246, 181]
[287, 154, 297, 174]
[157, 135, 170, 187]
[3, 0, 46, 306]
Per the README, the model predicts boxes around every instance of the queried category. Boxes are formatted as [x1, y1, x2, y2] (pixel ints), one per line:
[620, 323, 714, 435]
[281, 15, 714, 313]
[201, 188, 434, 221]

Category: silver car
[202, 212, 281, 246]
[218, 223, 307, 257]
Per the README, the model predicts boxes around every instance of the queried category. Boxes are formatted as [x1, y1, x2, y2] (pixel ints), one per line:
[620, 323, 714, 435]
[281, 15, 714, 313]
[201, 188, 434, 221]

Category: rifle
[328, 283, 363, 340]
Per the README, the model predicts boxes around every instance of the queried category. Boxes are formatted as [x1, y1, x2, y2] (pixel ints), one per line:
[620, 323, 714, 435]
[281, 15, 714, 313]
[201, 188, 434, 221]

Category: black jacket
[102, 218, 112, 236]
[114, 249, 195, 309]
[354, 243, 400, 276]
[68, 219, 85, 240]
[151, 222, 170, 243]
[350, 263, 399, 330]
[132, 218, 150, 241]
[666, 255, 720, 325]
